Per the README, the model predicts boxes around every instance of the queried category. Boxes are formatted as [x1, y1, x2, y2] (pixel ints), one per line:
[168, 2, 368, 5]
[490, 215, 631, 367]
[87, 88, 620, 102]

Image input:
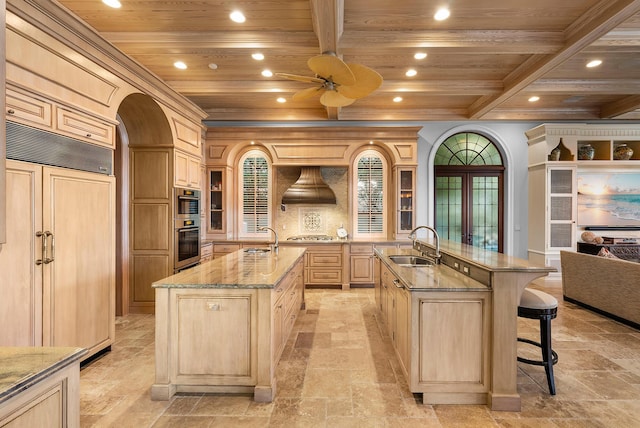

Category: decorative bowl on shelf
[613, 144, 633, 160]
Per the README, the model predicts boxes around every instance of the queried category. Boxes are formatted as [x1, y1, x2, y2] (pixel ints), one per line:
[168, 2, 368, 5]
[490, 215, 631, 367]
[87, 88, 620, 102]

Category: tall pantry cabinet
[0, 160, 115, 359]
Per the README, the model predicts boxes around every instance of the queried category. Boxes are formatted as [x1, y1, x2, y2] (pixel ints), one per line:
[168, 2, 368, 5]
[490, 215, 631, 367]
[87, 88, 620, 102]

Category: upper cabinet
[207, 167, 233, 236]
[394, 167, 415, 239]
[174, 151, 201, 189]
[6, 86, 117, 149]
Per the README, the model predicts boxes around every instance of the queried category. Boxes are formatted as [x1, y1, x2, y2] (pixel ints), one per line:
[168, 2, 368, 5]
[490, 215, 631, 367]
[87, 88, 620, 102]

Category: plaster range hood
[281, 166, 337, 204]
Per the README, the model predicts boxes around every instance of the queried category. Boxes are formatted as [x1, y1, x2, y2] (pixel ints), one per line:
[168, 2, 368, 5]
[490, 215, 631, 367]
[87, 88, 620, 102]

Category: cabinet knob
[86, 133, 92, 138]
[207, 302, 221, 311]
[7, 109, 15, 115]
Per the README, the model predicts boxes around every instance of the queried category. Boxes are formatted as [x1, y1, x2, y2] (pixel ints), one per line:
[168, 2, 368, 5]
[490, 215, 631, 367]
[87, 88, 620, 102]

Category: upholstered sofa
[560, 250, 640, 328]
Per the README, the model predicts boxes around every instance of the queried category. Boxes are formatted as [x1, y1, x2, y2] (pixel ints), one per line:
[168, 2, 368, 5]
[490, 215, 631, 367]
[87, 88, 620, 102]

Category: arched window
[434, 132, 504, 252]
[352, 150, 387, 238]
[239, 150, 271, 237]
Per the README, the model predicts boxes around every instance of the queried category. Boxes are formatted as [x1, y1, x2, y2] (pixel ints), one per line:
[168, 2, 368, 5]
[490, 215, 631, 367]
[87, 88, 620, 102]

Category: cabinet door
[394, 285, 410, 376]
[395, 167, 415, 238]
[350, 254, 373, 284]
[42, 167, 115, 357]
[0, 161, 42, 346]
[547, 166, 576, 250]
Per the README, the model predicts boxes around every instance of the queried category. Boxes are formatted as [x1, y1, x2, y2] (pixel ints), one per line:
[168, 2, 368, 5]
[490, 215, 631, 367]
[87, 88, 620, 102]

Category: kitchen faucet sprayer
[258, 226, 279, 253]
[409, 225, 441, 263]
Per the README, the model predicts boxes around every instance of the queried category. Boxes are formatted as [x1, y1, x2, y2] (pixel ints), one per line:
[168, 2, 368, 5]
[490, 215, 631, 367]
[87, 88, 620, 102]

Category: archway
[114, 93, 173, 315]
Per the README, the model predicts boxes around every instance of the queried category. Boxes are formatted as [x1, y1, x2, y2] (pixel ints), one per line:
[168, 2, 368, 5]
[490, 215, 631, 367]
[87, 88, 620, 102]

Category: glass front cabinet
[207, 167, 231, 236]
[395, 167, 415, 238]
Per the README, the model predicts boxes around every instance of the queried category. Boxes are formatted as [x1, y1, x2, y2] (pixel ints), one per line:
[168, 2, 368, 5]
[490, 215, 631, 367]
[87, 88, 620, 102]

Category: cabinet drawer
[201, 243, 213, 258]
[6, 88, 53, 128]
[56, 108, 114, 147]
[307, 252, 342, 267]
[213, 244, 240, 253]
[350, 243, 373, 254]
[306, 268, 342, 284]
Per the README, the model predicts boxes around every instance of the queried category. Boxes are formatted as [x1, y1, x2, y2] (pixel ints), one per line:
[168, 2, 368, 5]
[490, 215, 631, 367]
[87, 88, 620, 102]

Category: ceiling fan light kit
[277, 53, 383, 108]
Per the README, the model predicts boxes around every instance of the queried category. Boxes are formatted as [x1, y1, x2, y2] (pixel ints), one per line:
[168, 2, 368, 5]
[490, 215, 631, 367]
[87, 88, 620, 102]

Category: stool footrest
[517, 337, 558, 366]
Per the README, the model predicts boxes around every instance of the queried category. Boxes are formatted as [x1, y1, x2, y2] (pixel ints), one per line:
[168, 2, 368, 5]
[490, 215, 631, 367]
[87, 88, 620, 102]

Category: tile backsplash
[275, 166, 349, 239]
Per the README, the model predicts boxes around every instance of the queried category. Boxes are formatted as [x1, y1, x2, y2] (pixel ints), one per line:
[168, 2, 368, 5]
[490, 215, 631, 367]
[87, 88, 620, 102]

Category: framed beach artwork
[577, 171, 640, 228]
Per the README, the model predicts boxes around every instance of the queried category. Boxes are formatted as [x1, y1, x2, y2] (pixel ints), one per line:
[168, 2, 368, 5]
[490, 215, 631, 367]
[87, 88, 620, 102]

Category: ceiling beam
[468, 0, 640, 119]
[600, 95, 640, 118]
[527, 79, 640, 94]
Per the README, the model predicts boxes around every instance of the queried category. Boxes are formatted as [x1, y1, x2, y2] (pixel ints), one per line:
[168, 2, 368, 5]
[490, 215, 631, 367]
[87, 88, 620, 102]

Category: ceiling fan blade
[292, 86, 324, 101]
[320, 91, 356, 107]
[275, 72, 325, 84]
[337, 63, 384, 99]
[308, 55, 356, 86]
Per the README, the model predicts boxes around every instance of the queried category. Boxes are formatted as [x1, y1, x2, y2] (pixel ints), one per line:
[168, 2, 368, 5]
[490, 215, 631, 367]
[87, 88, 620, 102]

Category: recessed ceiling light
[405, 69, 417, 77]
[528, 96, 540, 102]
[173, 61, 187, 70]
[434, 7, 450, 21]
[102, 0, 121, 8]
[277, 97, 286, 103]
[208, 63, 218, 70]
[414, 52, 427, 60]
[369, 141, 374, 145]
[393, 96, 403, 103]
[586, 59, 602, 68]
[230, 10, 246, 23]
[262, 69, 273, 77]
[252, 53, 264, 61]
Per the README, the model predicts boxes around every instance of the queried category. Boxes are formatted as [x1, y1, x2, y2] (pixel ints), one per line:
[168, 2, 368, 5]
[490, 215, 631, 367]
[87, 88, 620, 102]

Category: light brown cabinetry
[152, 255, 304, 402]
[349, 243, 374, 285]
[207, 167, 232, 236]
[394, 167, 415, 239]
[0, 160, 115, 360]
[174, 150, 200, 189]
[377, 258, 491, 404]
[200, 242, 213, 263]
[304, 244, 344, 288]
[6, 86, 115, 148]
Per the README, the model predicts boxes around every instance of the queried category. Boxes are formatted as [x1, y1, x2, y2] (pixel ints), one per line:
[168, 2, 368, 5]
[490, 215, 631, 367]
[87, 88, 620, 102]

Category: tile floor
[80, 278, 640, 427]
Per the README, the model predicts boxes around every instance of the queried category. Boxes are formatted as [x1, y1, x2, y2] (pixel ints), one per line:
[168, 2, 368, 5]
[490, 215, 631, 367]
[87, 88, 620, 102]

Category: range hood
[282, 166, 337, 204]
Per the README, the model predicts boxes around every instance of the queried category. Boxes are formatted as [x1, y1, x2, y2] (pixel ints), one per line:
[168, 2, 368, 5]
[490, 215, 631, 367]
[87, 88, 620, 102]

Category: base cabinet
[152, 257, 304, 402]
[0, 160, 115, 360]
[378, 262, 491, 404]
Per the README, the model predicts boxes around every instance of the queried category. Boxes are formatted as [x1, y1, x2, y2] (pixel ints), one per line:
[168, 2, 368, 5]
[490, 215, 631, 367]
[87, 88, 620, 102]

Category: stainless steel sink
[243, 248, 271, 254]
[388, 255, 433, 266]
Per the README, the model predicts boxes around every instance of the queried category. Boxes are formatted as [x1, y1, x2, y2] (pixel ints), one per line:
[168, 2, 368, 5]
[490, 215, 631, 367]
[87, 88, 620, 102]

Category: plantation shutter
[242, 155, 269, 233]
[357, 156, 384, 234]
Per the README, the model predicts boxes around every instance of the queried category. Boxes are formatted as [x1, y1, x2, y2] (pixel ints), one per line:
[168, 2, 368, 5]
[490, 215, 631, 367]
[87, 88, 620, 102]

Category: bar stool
[517, 288, 559, 395]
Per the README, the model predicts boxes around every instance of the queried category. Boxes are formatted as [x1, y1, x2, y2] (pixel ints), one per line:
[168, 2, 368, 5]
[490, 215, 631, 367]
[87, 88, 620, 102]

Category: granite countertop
[417, 238, 556, 273]
[153, 247, 306, 289]
[375, 247, 489, 291]
[0, 347, 87, 404]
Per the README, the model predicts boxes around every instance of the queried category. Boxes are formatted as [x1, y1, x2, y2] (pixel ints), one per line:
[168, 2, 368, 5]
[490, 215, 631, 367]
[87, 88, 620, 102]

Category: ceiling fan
[276, 53, 383, 108]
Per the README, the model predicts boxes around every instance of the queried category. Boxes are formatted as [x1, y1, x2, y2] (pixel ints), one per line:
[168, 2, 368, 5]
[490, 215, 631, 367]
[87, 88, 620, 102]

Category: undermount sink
[388, 255, 433, 267]
[243, 248, 271, 254]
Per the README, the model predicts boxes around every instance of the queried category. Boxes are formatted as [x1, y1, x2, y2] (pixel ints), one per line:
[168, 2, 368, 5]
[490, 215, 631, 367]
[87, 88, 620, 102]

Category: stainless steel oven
[174, 217, 201, 271]
[175, 188, 200, 219]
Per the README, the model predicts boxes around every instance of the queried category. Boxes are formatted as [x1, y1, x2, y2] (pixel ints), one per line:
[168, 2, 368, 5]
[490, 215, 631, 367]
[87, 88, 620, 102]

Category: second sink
[388, 255, 433, 267]
[244, 248, 271, 254]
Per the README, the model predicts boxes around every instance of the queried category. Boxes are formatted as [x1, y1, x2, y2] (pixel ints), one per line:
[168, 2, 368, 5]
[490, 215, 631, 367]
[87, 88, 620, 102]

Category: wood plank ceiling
[56, 0, 640, 122]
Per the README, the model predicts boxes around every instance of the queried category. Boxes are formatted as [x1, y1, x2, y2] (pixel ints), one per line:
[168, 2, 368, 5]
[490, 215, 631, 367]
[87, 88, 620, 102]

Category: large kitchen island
[375, 239, 555, 412]
[151, 247, 305, 402]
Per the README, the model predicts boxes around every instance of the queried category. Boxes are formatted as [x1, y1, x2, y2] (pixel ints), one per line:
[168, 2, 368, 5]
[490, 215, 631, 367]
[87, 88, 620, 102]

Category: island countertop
[0, 347, 86, 404]
[375, 247, 489, 291]
[152, 247, 306, 289]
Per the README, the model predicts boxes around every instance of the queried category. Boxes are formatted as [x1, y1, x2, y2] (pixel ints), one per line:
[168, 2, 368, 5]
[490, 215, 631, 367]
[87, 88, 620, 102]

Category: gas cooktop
[286, 235, 334, 241]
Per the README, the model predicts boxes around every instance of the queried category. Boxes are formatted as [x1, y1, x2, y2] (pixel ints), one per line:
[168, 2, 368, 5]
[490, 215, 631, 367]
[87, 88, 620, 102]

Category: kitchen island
[0, 347, 86, 427]
[151, 247, 305, 402]
[375, 240, 555, 412]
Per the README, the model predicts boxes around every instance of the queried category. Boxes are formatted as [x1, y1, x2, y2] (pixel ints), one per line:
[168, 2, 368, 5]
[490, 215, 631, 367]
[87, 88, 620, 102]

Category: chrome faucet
[258, 226, 279, 252]
[409, 225, 441, 262]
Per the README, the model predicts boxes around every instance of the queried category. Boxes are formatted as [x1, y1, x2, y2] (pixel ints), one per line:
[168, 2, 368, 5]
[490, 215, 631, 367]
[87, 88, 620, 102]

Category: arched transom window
[435, 132, 503, 166]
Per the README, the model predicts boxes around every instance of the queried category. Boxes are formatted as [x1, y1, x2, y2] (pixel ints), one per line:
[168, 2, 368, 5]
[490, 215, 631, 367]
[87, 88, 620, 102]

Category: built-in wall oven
[174, 188, 201, 272]
[175, 188, 200, 219]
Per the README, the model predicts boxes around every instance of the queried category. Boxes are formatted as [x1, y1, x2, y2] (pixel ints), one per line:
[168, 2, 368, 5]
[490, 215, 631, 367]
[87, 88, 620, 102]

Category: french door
[435, 167, 504, 252]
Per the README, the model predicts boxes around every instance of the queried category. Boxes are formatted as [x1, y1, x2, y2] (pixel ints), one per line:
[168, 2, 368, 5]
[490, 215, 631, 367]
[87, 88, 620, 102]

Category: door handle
[35, 231, 47, 265]
[46, 231, 55, 263]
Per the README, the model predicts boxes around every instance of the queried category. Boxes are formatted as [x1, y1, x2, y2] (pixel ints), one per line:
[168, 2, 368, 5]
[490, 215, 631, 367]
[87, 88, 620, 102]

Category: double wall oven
[174, 188, 201, 272]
